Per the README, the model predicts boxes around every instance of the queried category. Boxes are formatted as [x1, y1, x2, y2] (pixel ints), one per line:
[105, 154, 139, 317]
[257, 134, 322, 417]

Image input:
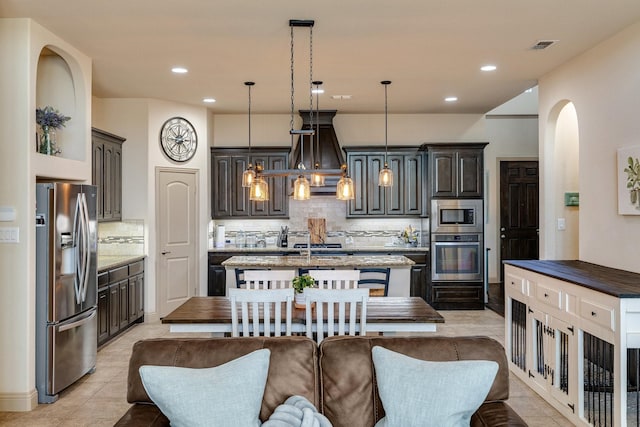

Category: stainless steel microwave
[431, 199, 483, 233]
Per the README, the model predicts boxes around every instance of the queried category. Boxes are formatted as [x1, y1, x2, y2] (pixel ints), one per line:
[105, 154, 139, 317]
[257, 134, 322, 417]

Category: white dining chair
[243, 269, 296, 289]
[307, 269, 360, 289]
[229, 287, 294, 337]
[304, 287, 369, 344]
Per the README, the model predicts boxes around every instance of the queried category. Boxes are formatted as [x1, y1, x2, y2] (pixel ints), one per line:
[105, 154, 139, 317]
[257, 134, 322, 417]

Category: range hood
[291, 109, 345, 194]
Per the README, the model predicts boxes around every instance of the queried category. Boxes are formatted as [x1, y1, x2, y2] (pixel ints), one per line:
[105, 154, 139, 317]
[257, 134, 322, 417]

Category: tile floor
[0, 309, 575, 427]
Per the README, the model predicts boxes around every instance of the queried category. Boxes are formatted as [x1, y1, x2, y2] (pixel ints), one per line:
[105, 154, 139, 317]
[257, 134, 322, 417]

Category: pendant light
[241, 81, 256, 188]
[336, 165, 355, 200]
[291, 20, 313, 200]
[249, 173, 269, 201]
[378, 80, 394, 187]
[310, 80, 325, 187]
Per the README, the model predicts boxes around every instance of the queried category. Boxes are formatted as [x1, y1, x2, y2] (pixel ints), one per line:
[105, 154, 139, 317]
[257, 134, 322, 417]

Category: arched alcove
[35, 46, 85, 161]
[543, 100, 580, 259]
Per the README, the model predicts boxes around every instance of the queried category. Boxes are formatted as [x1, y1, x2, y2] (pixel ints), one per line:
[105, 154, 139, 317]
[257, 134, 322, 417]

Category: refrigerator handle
[80, 193, 91, 302]
[58, 309, 96, 332]
[73, 195, 83, 305]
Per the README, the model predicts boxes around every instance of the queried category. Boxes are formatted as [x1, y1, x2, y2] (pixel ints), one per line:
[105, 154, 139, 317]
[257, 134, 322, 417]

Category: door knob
[500, 227, 505, 231]
[500, 234, 506, 239]
[161, 251, 171, 255]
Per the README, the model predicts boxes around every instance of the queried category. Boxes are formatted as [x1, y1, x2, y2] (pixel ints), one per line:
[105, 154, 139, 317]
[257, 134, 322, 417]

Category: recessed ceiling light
[444, 96, 458, 102]
[171, 67, 188, 74]
[524, 88, 533, 93]
[481, 65, 497, 72]
[203, 98, 216, 103]
[311, 89, 325, 94]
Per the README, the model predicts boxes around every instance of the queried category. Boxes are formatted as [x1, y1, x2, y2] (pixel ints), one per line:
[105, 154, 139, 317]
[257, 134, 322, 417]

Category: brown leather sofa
[115, 335, 527, 427]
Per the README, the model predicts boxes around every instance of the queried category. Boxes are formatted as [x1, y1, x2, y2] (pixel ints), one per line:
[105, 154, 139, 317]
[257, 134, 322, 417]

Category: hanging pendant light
[336, 165, 355, 200]
[242, 81, 256, 188]
[310, 80, 325, 187]
[249, 174, 269, 201]
[378, 80, 394, 187]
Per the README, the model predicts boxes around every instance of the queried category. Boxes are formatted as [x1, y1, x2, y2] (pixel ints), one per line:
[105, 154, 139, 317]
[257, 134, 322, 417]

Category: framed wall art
[617, 145, 640, 215]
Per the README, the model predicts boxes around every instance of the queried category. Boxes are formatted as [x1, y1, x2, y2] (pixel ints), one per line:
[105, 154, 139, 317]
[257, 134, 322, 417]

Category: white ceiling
[3, 0, 640, 114]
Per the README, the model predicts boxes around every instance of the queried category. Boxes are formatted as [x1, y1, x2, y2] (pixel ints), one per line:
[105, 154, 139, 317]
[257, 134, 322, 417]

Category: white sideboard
[504, 260, 640, 427]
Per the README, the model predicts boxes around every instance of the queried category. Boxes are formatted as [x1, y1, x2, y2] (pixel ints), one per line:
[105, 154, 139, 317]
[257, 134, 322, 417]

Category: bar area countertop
[97, 255, 146, 272]
[221, 254, 415, 268]
[209, 245, 429, 254]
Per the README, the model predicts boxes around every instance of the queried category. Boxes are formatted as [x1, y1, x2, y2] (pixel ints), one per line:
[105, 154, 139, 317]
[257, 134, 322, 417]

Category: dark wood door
[348, 154, 367, 216]
[385, 154, 404, 214]
[367, 155, 385, 215]
[404, 154, 423, 215]
[431, 150, 456, 197]
[499, 160, 539, 281]
[457, 149, 483, 197]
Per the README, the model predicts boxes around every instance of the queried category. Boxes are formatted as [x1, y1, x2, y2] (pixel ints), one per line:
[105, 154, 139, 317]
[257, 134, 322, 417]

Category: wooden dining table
[161, 296, 445, 334]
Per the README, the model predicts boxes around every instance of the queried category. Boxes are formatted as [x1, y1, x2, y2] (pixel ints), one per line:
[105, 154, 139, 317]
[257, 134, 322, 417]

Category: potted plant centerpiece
[292, 274, 316, 308]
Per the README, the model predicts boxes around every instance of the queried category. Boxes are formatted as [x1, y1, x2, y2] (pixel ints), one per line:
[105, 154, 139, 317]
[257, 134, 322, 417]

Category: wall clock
[159, 117, 198, 162]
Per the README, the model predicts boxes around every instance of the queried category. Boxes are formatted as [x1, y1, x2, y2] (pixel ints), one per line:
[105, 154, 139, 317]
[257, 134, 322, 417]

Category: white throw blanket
[262, 395, 333, 427]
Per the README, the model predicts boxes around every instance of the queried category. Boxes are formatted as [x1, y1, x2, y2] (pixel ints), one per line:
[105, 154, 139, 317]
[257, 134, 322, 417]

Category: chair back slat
[308, 270, 360, 290]
[229, 288, 293, 337]
[304, 288, 369, 344]
[244, 270, 296, 289]
[356, 267, 390, 296]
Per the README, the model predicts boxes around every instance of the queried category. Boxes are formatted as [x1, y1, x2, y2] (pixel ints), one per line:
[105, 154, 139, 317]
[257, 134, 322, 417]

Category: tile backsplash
[98, 220, 145, 256]
[212, 196, 428, 247]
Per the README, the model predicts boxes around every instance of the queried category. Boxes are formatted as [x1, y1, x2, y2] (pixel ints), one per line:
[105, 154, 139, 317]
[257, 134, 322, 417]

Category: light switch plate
[0, 226, 19, 243]
[557, 218, 566, 231]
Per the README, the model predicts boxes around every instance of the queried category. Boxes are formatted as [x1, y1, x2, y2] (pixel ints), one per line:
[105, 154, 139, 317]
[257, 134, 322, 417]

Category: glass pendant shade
[293, 175, 311, 200]
[336, 175, 355, 200]
[311, 164, 325, 186]
[378, 163, 394, 187]
[249, 176, 269, 201]
[242, 165, 256, 188]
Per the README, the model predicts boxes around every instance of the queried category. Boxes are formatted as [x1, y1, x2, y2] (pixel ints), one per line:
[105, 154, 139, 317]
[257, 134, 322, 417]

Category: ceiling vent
[531, 40, 557, 50]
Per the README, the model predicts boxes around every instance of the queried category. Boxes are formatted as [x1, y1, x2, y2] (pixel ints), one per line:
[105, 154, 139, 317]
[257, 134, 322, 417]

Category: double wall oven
[430, 199, 484, 285]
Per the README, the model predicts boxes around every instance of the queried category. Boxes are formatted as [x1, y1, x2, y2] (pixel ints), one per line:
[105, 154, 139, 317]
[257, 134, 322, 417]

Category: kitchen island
[222, 255, 414, 297]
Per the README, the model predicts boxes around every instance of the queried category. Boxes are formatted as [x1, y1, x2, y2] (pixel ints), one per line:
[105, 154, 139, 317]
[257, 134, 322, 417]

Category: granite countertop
[98, 255, 146, 272]
[221, 255, 415, 268]
[209, 245, 429, 253]
[504, 259, 640, 298]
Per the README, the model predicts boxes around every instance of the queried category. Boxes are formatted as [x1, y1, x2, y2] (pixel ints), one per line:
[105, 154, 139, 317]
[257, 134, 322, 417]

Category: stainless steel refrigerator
[36, 182, 98, 403]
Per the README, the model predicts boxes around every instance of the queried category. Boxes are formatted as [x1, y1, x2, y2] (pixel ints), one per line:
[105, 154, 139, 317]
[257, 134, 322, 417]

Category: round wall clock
[159, 117, 198, 162]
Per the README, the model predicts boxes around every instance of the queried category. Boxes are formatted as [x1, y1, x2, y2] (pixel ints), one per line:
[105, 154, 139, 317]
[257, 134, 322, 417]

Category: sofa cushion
[372, 346, 498, 427]
[126, 337, 319, 422]
[318, 336, 510, 427]
[139, 349, 270, 427]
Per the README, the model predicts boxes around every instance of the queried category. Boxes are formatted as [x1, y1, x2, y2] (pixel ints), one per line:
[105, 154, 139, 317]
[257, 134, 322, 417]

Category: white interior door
[157, 168, 198, 317]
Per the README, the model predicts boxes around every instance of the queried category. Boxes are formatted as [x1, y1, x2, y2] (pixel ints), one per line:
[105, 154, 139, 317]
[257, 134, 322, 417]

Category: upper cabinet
[345, 147, 424, 217]
[211, 148, 289, 219]
[92, 128, 125, 222]
[425, 143, 488, 198]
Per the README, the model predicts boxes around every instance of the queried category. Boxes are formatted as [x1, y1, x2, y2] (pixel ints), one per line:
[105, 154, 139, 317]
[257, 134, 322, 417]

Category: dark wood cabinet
[345, 147, 424, 217]
[404, 253, 429, 300]
[92, 128, 125, 222]
[426, 144, 487, 198]
[97, 258, 145, 347]
[97, 287, 109, 345]
[430, 282, 484, 310]
[211, 148, 289, 219]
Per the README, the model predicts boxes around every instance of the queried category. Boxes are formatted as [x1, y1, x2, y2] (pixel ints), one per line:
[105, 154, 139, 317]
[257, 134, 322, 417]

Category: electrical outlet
[0, 226, 19, 243]
[557, 218, 566, 231]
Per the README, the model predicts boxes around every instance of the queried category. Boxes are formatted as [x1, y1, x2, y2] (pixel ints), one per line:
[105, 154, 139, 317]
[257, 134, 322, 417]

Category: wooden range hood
[291, 109, 345, 194]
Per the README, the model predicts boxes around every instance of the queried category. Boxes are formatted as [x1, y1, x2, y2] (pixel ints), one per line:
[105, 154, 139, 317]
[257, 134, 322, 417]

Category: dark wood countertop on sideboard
[504, 260, 640, 298]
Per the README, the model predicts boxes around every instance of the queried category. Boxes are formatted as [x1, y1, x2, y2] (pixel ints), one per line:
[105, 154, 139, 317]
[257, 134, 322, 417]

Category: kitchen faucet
[299, 231, 311, 263]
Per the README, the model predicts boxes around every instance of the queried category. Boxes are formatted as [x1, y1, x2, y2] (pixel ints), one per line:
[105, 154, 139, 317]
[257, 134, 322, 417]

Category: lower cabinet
[404, 253, 429, 300]
[97, 259, 145, 347]
[429, 281, 484, 310]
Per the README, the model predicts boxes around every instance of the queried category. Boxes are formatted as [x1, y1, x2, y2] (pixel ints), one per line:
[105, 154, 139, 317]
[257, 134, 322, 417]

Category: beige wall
[0, 18, 92, 411]
[539, 20, 640, 272]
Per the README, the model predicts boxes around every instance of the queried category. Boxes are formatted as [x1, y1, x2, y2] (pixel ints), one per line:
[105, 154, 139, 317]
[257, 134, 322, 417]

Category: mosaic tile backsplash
[211, 196, 429, 247]
[98, 220, 145, 256]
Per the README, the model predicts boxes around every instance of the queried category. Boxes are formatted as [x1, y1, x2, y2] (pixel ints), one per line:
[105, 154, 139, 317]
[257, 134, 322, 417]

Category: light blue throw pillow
[139, 348, 270, 427]
[372, 346, 498, 427]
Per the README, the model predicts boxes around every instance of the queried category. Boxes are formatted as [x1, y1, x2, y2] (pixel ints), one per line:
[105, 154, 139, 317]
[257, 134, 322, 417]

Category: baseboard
[0, 389, 38, 411]
[144, 311, 160, 323]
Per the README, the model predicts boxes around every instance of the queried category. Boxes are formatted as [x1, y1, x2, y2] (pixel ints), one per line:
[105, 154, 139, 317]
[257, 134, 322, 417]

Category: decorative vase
[39, 126, 60, 156]
[295, 292, 305, 309]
